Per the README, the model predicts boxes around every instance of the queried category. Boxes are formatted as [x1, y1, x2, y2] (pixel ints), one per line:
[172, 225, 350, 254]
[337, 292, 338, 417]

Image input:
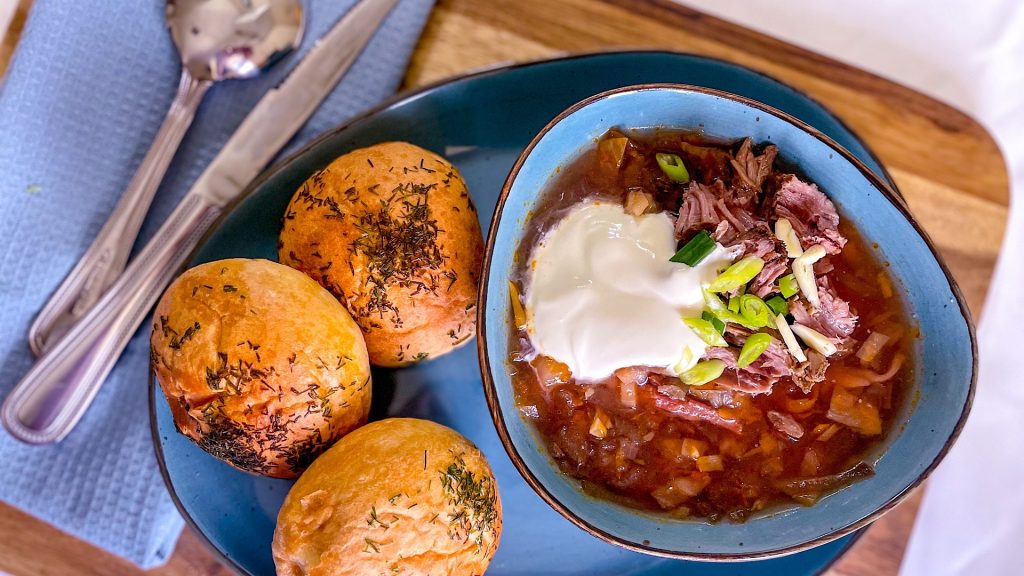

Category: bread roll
[278, 142, 483, 367]
[273, 418, 501, 576]
[150, 258, 371, 478]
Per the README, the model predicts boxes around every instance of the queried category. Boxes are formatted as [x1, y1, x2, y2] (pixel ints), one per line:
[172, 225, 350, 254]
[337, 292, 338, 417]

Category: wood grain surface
[0, 0, 1008, 575]
[0, 0, 27, 78]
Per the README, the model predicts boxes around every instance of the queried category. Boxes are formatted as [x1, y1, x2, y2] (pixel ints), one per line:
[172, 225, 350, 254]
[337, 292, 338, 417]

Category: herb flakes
[439, 452, 498, 551]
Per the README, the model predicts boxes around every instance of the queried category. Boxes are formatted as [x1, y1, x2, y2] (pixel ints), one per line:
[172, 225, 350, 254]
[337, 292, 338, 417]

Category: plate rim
[477, 82, 976, 561]
[148, 49, 905, 575]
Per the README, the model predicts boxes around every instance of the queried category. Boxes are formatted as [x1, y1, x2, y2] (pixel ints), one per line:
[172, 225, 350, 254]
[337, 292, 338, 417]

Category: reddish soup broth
[508, 130, 912, 522]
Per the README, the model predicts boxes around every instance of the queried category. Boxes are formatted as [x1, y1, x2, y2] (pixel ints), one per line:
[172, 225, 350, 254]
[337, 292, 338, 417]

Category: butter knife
[1, 0, 400, 444]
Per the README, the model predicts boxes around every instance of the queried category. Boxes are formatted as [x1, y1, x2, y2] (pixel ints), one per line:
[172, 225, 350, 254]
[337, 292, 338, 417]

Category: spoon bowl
[27, 0, 304, 356]
[168, 0, 304, 81]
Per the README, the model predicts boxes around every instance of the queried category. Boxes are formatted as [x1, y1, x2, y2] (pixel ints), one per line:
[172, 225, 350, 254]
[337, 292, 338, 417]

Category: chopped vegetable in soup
[509, 130, 912, 521]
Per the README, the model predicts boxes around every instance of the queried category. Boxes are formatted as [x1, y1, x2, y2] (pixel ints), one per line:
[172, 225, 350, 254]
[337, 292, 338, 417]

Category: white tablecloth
[677, 2, 1024, 574]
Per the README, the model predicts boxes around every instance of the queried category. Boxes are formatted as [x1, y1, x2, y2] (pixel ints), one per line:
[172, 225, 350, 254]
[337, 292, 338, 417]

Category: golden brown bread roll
[273, 418, 502, 576]
[150, 258, 371, 478]
[278, 142, 483, 367]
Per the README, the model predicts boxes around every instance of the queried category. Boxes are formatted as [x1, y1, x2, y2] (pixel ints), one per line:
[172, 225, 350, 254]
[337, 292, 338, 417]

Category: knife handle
[27, 71, 211, 357]
[1, 191, 221, 444]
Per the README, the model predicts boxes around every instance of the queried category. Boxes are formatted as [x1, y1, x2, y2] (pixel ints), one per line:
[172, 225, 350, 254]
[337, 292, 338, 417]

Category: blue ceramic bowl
[478, 84, 975, 560]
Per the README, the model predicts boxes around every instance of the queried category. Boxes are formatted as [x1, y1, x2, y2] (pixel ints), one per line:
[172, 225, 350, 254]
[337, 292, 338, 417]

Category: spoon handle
[27, 70, 210, 356]
[2, 189, 222, 444]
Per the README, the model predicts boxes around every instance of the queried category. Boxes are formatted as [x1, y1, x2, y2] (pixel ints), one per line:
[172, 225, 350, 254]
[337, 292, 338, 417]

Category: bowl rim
[476, 82, 978, 561]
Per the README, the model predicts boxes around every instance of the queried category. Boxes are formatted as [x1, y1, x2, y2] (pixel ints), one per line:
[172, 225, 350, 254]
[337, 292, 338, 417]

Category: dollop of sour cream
[525, 200, 736, 381]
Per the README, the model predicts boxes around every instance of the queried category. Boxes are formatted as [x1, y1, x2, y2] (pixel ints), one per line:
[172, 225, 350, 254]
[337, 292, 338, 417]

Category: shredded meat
[748, 337, 794, 379]
[702, 341, 791, 395]
[714, 198, 756, 237]
[668, 140, 855, 395]
[767, 410, 805, 439]
[750, 255, 789, 297]
[722, 225, 775, 257]
[790, 277, 859, 352]
[675, 183, 722, 238]
[730, 138, 778, 192]
[677, 141, 733, 184]
[793, 351, 829, 393]
[652, 390, 743, 435]
[770, 175, 847, 254]
[719, 226, 790, 296]
[686, 387, 737, 408]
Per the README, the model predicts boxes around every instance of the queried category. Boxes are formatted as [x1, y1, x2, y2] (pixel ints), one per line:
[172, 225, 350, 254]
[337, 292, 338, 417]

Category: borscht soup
[507, 130, 912, 522]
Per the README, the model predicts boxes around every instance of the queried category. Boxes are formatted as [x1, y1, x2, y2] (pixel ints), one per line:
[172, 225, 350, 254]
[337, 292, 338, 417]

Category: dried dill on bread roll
[278, 142, 484, 367]
[150, 258, 371, 478]
[273, 418, 501, 576]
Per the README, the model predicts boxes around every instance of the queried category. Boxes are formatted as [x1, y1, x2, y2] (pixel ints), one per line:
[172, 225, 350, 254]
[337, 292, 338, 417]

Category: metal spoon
[27, 0, 304, 356]
[2, 0, 396, 446]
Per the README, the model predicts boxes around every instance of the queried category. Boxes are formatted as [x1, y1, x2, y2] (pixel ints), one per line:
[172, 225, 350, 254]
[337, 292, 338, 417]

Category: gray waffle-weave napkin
[0, 0, 434, 567]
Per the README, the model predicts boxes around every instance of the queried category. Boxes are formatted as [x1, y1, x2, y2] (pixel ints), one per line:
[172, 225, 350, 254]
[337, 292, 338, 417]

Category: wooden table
[0, 0, 1008, 574]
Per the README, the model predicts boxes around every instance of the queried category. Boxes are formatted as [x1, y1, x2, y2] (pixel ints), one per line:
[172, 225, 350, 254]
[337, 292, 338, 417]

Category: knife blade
[1, 0, 400, 444]
[199, 0, 400, 206]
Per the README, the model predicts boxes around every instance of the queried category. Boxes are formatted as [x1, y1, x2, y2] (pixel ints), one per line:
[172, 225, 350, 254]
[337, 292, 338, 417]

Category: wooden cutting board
[0, 0, 1008, 575]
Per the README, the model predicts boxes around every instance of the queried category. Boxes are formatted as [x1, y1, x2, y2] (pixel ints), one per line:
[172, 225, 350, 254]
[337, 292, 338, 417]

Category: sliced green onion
[766, 295, 789, 316]
[684, 318, 727, 347]
[656, 152, 691, 183]
[778, 274, 799, 299]
[703, 288, 730, 314]
[739, 294, 771, 328]
[673, 346, 700, 375]
[703, 289, 759, 330]
[679, 359, 726, 386]
[701, 311, 726, 334]
[727, 296, 740, 313]
[707, 255, 764, 293]
[670, 230, 715, 266]
[737, 333, 772, 368]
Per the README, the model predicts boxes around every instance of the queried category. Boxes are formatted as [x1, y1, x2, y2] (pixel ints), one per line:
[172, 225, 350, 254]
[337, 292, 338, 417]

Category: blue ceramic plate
[152, 51, 909, 575]
[481, 85, 974, 559]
